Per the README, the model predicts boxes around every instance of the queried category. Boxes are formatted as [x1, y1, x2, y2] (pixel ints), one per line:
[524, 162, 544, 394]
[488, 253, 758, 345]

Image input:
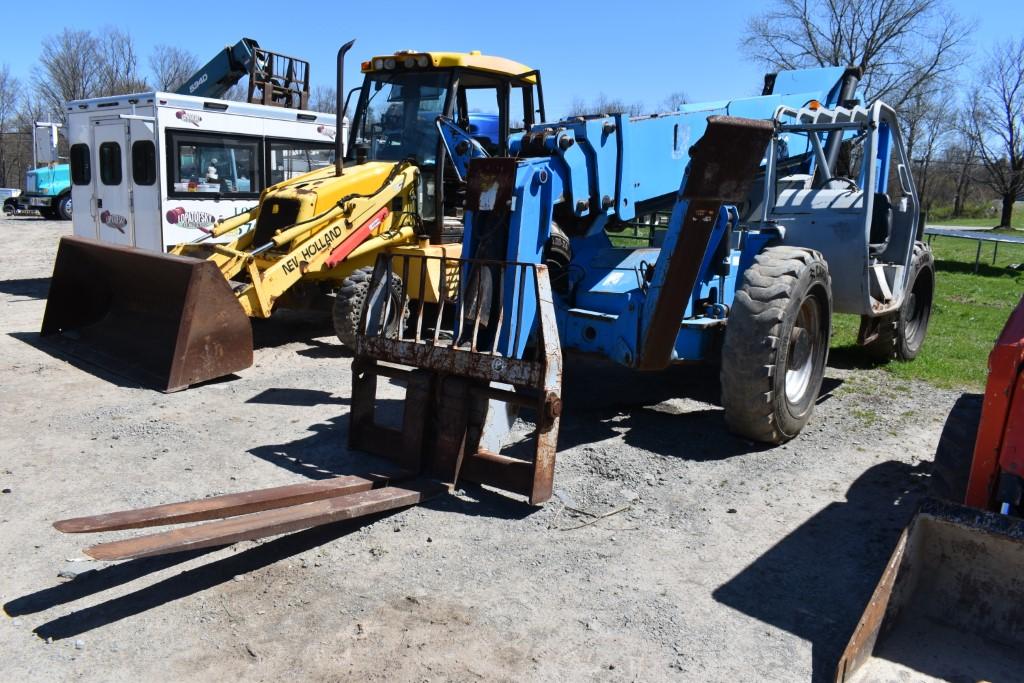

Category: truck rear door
[92, 120, 134, 246]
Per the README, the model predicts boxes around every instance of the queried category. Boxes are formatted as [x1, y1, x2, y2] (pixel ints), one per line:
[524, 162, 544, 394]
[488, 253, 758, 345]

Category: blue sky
[2, 0, 1022, 117]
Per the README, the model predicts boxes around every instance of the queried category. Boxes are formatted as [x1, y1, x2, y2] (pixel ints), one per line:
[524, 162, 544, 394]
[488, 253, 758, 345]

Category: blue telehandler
[345, 65, 934, 505]
[48, 67, 935, 561]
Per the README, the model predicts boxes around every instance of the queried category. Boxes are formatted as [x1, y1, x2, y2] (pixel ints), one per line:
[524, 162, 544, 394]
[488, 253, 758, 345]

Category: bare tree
[741, 0, 971, 109]
[662, 91, 688, 111]
[222, 84, 248, 102]
[0, 64, 22, 187]
[33, 29, 102, 121]
[96, 27, 148, 95]
[566, 93, 644, 117]
[964, 38, 1024, 227]
[310, 85, 337, 114]
[149, 45, 200, 91]
[903, 90, 954, 210]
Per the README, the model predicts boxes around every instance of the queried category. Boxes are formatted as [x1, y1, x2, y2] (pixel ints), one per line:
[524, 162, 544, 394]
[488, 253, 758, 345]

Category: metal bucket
[836, 498, 1024, 682]
[41, 236, 253, 392]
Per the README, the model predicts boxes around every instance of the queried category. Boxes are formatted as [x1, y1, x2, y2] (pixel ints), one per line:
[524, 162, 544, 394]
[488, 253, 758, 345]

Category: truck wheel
[928, 393, 982, 503]
[721, 246, 832, 444]
[332, 267, 405, 349]
[57, 194, 72, 220]
[862, 241, 934, 361]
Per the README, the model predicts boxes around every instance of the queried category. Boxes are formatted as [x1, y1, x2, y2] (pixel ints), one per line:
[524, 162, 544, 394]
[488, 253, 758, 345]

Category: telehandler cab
[41, 41, 546, 392]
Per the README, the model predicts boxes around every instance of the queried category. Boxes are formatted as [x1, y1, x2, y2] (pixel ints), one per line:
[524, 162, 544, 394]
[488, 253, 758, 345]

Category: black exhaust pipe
[820, 67, 862, 182]
[335, 39, 356, 177]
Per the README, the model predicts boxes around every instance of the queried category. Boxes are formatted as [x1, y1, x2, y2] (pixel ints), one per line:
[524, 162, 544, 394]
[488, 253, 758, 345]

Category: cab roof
[362, 51, 537, 83]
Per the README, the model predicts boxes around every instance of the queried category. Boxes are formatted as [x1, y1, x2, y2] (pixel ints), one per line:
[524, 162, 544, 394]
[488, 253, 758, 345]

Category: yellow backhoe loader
[41, 41, 547, 391]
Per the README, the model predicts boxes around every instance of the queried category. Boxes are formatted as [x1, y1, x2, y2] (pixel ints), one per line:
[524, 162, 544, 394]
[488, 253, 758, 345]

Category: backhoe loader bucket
[41, 236, 252, 392]
[836, 498, 1024, 682]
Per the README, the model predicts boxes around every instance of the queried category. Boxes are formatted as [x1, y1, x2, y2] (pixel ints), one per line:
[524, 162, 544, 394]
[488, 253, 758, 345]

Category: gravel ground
[0, 215, 961, 682]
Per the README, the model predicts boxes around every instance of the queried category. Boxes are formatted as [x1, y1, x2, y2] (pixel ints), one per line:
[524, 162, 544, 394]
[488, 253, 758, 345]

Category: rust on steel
[84, 481, 446, 561]
[835, 498, 1024, 682]
[351, 256, 562, 506]
[638, 116, 774, 371]
[54, 473, 401, 533]
[41, 236, 253, 392]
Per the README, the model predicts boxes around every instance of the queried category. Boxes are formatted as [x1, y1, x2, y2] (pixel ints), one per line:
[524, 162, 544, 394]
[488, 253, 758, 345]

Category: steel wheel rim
[786, 296, 821, 405]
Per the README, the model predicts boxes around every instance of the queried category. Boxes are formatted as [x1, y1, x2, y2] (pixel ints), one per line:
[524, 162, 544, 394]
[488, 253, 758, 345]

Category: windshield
[349, 71, 452, 164]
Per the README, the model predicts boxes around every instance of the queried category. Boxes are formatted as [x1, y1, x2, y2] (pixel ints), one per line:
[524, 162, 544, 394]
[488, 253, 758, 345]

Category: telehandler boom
[41, 42, 546, 391]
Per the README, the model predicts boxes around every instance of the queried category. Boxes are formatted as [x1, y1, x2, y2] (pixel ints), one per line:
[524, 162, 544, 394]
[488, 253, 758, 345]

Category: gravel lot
[0, 215, 961, 682]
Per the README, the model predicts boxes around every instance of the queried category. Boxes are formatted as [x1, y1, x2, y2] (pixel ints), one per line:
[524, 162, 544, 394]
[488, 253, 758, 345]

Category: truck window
[167, 130, 261, 196]
[70, 144, 91, 185]
[267, 139, 334, 186]
[132, 141, 156, 186]
[99, 142, 122, 185]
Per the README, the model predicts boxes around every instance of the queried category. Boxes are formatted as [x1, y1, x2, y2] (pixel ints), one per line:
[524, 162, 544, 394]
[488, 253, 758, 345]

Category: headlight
[373, 58, 384, 70]
[404, 56, 415, 68]
[384, 58, 396, 70]
[417, 55, 429, 68]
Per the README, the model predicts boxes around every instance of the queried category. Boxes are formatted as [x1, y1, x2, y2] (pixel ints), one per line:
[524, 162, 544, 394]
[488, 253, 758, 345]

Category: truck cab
[17, 164, 72, 219]
[348, 50, 545, 242]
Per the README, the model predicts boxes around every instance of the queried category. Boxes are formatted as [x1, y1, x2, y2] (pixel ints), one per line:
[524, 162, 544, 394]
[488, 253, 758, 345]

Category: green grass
[831, 233, 1024, 390]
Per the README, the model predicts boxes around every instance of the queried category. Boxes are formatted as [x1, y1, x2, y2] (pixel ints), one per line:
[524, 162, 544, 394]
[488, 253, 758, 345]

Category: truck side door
[91, 120, 134, 246]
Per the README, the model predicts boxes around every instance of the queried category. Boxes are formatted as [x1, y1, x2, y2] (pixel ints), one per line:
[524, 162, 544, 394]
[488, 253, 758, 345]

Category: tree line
[743, 0, 1023, 227]
[0, 28, 336, 188]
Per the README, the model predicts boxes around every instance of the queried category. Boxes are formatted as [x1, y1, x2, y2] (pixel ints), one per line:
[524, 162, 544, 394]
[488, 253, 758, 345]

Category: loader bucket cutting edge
[836, 498, 1024, 683]
[41, 236, 253, 392]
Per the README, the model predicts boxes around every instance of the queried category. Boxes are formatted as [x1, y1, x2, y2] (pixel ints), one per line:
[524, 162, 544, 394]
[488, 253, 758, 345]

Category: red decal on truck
[175, 110, 202, 127]
[323, 207, 390, 268]
[100, 210, 128, 234]
[166, 206, 216, 229]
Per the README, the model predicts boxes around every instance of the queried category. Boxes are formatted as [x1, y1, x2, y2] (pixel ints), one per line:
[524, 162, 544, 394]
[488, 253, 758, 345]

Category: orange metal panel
[965, 295, 1024, 509]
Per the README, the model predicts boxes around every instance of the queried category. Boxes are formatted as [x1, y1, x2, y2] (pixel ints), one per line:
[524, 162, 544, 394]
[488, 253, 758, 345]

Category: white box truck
[65, 92, 346, 251]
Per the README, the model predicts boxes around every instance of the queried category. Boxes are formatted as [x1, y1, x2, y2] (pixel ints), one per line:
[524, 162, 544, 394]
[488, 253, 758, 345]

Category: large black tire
[928, 393, 982, 503]
[332, 267, 405, 349]
[57, 193, 72, 220]
[863, 241, 934, 361]
[721, 246, 833, 444]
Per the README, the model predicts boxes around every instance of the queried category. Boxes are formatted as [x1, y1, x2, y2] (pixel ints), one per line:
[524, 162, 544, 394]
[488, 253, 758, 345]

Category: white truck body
[66, 91, 347, 251]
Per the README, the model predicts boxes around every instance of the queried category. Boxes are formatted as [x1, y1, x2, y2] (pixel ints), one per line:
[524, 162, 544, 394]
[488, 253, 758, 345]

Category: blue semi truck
[16, 163, 72, 219]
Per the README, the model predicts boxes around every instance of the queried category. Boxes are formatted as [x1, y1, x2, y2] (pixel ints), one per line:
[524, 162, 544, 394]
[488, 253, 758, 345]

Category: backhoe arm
[236, 164, 420, 317]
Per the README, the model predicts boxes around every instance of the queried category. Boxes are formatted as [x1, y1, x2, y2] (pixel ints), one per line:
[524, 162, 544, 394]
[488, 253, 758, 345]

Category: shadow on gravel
[248, 413, 360, 480]
[555, 357, 844, 460]
[712, 459, 930, 683]
[0, 276, 50, 300]
[246, 387, 348, 407]
[251, 311, 333, 351]
[8, 520, 376, 641]
[7, 331, 243, 390]
[827, 344, 886, 371]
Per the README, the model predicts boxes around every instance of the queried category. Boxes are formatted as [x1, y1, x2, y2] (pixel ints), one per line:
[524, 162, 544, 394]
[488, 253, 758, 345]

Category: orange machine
[836, 294, 1024, 683]
[964, 293, 1024, 512]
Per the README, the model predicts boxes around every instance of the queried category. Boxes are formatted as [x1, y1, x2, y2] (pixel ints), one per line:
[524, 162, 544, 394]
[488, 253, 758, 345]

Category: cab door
[91, 120, 134, 246]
